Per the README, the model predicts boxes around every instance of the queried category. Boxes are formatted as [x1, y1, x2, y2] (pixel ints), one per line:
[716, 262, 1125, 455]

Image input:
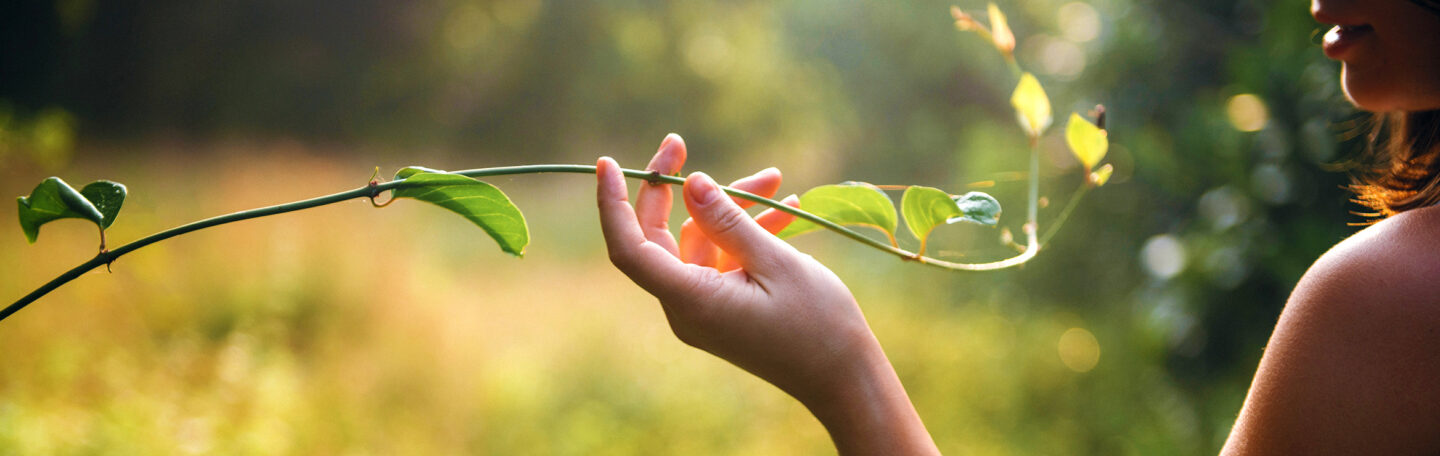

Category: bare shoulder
[1223, 207, 1440, 455]
[1296, 205, 1440, 308]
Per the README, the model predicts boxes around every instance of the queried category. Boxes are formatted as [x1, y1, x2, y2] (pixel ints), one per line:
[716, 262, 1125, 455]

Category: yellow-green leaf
[1011, 73, 1052, 138]
[987, 3, 1015, 55]
[1066, 112, 1108, 171]
[394, 171, 529, 257]
[1090, 163, 1114, 186]
[395, 166, 448, 180]
[777, 183, 897, 242]
[902, 186, 961, 249]
[901, 187, 1000, 255]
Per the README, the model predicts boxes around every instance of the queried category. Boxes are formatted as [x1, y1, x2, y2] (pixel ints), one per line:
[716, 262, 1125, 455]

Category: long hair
[1350, 110, 1440, 219]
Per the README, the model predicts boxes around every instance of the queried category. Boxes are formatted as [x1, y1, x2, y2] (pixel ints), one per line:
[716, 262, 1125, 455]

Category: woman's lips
[1322, 24, 1374, 60]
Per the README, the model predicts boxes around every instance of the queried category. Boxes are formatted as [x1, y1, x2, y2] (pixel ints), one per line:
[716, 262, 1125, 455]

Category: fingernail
[688, 172, 718, 204]
[660, 133, 680, 151]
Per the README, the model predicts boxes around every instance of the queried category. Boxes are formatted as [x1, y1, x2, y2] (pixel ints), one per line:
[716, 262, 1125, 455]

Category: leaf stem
[1039, 185, 1091, 245]
[5, 162, 1050, 322]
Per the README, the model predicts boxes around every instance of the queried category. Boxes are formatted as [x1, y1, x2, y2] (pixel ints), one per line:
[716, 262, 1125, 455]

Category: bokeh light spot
[1251, 164, 1293, 205]
[444, 4, 491, 55]
[29, 108, 77, 170]
[1057, 2, 1101, 43]
[1022, 35, 1087, 80]
[1058, 327, 1100, 373]
[1226, 94, 1269, 132]
[1041, 39, 1086, 78]
[1140, 234, 1186, 280]
[1197, 186, 1250, 231]
[684, 30, 733, 79]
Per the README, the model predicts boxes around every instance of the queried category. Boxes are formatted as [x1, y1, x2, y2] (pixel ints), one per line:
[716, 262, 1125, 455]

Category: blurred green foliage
[1, 0, 1368, 454]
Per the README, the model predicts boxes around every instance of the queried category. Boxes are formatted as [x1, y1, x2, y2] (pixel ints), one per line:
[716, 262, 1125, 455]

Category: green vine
[4, 3, 1114, 323]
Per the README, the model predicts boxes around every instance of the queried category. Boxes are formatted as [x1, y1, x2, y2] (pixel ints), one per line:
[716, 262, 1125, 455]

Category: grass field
[1, 141, 1239, 455]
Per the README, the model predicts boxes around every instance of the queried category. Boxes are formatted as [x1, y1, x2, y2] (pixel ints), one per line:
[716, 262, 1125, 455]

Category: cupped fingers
[726, 167, 782, 209]
[596, 157, 698, 295]
[683, 172, 797, 279]
[679, 217, 720, 267]
[717, 194, 799, 272]
[754, 194, 801, 234]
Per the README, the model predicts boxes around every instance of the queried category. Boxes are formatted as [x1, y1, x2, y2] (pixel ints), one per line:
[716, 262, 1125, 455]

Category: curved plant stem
[4, 162, 1049, 322]
[1040, 185, 1091, 246]
[3, 180, 406, 322]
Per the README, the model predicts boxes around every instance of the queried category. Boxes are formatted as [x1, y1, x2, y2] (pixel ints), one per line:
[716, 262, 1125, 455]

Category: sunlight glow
[1140, 234, 1186, 280]
[1024, 35, 1087, 80]
[1226, 94, 1269, 132]
[1058, 327, 1101, 373]
[684, 30, 733, 79]
[1057, 2, 1101, 43]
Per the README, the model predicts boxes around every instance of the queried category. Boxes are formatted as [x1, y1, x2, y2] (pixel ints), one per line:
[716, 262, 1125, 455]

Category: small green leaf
[80, 181, 127, 229]
[948, 192, 1002, 226]
[777, 182, 897, 242]
[901, 186, 962, 253]
[1090, 163, 1114, 186]
[1065, 112, 1108, 171]
[1011, 73, 1052, 138]
[17, 177, 107, 243]
[395, 166, 448, 180]
[393, 171, 529, 257]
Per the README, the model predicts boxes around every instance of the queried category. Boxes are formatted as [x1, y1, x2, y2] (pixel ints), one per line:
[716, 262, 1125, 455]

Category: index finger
[596, 157, 702, 296]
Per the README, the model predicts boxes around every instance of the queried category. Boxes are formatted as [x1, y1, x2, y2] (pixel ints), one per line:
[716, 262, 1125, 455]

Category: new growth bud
[987, 3, 1016, 56]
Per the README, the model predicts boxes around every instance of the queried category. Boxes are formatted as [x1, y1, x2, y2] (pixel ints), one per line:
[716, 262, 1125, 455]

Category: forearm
[794, 340, 940, 456]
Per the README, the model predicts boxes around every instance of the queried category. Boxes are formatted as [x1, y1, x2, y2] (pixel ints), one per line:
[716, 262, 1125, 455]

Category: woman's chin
[1342, 68, 1401, 112]
[1342, 67, 1440, 113]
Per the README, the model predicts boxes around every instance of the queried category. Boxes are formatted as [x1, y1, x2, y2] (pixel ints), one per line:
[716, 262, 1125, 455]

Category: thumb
[682, 172, 795, 276]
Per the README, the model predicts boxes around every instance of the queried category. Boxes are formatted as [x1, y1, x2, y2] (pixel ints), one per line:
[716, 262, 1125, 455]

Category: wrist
[793, 336, 939, 455]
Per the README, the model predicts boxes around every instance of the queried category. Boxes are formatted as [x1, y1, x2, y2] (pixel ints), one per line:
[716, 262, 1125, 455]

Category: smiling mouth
[1322, 23, 1374, 59]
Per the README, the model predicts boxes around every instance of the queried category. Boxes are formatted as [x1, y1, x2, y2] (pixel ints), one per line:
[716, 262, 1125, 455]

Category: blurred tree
[0, 0, 1371, 453]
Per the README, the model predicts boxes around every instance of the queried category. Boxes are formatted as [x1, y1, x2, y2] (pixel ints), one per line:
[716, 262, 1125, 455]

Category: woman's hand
[595, 134, 939, 455]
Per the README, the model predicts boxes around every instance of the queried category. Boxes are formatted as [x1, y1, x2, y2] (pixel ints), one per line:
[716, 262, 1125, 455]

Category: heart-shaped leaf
[902, 186, 962, 254]
[777, 182, 897, 243]
[393, 169, 529, 257]
[947, 191, 1002, 226]
[80, 180, 127, 229]
[1011, 73, 1052, 138]
[1066, 112, 1108, 171]
[17, 177, 112, 243]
